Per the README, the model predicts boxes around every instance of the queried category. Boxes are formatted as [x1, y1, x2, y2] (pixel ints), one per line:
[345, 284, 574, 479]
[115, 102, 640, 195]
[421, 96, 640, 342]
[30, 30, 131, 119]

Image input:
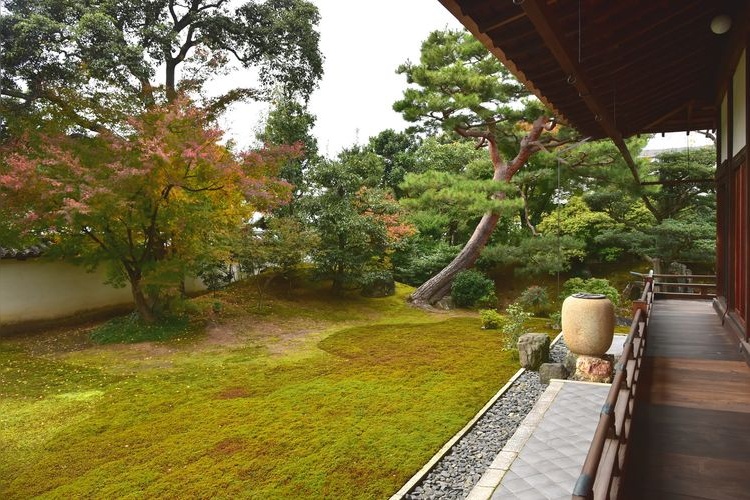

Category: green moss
[0, 282, 521, 499]
[89, 314, 198, 344]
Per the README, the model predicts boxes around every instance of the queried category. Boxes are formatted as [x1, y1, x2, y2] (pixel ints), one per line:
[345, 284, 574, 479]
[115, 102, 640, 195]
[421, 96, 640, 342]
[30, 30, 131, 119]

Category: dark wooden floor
[623, 300, 750, 500]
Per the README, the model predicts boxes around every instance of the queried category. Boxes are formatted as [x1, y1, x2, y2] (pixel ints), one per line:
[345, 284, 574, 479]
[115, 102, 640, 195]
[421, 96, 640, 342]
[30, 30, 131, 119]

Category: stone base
[573, 354, 614, 383]
[538, 362, 568, 384]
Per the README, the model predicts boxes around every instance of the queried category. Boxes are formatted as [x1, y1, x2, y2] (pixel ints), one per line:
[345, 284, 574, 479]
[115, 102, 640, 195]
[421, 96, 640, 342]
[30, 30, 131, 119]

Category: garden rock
[574, 354, 614, 383]
[360, 276, 395, 297]
[435, 296, 455, 310]
[517, 333, 550, 370]
[564, 351, 579, 375]
[538, 363, 567, 384]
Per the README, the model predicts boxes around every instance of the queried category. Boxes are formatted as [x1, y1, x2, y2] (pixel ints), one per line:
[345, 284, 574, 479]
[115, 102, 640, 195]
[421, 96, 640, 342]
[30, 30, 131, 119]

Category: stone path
[467, 380, 610, 500]
[397, 335, 625, 500]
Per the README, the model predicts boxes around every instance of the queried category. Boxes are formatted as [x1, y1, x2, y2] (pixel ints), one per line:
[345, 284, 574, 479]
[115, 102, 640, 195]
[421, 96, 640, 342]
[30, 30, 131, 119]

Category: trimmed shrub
[562, 277, 620, 306]
[476, 292, 498, 309]
[480, 309, 504, 329]
[451, 270, 495, 307]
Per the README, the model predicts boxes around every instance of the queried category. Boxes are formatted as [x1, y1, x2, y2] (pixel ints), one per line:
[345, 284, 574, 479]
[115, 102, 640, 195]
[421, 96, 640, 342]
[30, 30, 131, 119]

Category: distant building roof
[639, 147, 690, 159]
[0, 244, 47, 260]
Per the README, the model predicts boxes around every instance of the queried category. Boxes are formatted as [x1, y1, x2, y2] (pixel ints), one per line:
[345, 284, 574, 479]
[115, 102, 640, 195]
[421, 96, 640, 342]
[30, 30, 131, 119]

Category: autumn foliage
[0, 99, 299, 322]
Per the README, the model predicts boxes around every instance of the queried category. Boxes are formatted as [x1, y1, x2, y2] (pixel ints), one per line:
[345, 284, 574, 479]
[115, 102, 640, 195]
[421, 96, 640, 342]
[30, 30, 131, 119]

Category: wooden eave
[439, 0, 749, 140]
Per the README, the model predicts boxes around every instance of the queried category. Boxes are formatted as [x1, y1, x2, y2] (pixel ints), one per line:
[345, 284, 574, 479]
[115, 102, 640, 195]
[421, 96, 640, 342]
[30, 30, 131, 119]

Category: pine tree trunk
[410, 211, 501, 305]
[410, 117, 551, 306]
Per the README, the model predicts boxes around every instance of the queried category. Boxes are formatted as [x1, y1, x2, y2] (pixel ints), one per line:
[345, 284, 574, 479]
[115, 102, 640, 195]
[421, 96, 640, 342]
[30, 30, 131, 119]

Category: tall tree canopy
[394, 29, 574, 305]
[0, 0, 323, 135]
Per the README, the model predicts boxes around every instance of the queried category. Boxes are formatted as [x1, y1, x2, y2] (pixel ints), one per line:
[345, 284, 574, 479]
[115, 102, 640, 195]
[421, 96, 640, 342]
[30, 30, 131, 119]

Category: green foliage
[400, 169, 520, 243]
[518, 286, 550, 316]
[480, 309, 504, 329]
[304, 149, 411, 294]
[562, 277, 620, 306]
[411, 137, 487, 175]
[479, 235, 586, 275]
[451, 269, 495, 307]
[366, 129, 420, 197]
[393, 239, 460, 286]
[648, 146, 716, 222]
[196, 261, 234, 292]
[549, 311, 562, 330]
[0, 0, 323, 134]
[89, 314, 194, 344]
[646, 216, 716, 264]
[476, 292, 498, 309]
[359, 269, 396, 298]
[501, 302, 532, 351]
[394, 30, 536, 139]
[538, 196, 624, 261]
[258, 94, 319, 206]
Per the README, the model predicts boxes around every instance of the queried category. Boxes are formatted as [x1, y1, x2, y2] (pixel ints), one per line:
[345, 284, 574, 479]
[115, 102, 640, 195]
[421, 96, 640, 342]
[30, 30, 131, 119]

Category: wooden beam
[642, 103, 692, 131]
[519, 0, 645, 184]
[640, 178, 714, 186]
[478, 12, 525, 34]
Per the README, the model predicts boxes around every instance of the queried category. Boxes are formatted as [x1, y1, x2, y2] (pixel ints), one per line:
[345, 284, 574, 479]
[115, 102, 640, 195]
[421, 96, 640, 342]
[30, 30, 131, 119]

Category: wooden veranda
[622, 299, 750, 499]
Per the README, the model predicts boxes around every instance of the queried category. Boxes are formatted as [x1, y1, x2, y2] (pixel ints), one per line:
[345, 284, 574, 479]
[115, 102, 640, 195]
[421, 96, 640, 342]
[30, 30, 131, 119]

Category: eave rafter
[519, 0, 643, 182]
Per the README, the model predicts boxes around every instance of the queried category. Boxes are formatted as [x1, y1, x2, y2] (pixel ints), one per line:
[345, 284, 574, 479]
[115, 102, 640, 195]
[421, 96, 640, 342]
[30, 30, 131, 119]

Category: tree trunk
[410, 211, 501, 304]
[127, 268, 157, 324]
[410, 117, 551, 306]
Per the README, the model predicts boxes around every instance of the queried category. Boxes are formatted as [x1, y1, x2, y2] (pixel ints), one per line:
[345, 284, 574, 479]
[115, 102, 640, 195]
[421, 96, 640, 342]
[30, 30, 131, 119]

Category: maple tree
[0, 99, 297, 322]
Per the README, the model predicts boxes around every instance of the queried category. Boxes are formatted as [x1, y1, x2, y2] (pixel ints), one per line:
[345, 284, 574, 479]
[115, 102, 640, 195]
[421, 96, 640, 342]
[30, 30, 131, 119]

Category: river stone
[538, 362, 567, 384]
[574, 355, 614, 383]
[517, 333, 550, 370]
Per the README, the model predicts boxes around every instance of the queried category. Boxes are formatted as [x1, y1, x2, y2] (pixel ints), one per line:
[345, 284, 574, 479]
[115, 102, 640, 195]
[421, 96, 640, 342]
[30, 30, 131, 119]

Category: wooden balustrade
[572, 273, 654, 500]
[632, 271, 717, 299]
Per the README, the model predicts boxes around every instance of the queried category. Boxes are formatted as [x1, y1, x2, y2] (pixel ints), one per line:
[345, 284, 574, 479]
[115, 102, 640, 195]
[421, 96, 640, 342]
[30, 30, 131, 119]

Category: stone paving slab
[467, 380, 610, 500]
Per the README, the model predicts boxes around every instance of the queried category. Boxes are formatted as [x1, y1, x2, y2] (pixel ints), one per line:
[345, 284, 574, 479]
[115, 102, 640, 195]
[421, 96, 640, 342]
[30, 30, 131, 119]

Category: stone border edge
[389, 331, 564, 500]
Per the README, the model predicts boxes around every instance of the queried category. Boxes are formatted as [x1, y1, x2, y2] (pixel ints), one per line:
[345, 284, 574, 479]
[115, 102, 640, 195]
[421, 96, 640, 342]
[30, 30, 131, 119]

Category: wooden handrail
[572, 272, 654, 499]
[652, 273, 717, 298]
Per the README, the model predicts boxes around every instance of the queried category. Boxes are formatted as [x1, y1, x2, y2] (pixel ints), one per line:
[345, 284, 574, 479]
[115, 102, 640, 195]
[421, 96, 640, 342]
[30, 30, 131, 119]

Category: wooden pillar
[745, 36, 750, 340]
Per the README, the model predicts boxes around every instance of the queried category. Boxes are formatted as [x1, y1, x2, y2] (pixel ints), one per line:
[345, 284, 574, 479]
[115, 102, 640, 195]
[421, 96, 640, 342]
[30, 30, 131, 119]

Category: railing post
[632, 300, 648, 319]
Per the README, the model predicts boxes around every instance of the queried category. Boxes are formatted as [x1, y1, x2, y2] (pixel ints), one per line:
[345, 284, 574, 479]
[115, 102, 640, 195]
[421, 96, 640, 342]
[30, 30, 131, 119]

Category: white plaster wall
[0, 260, 207, 325]
[0, 260, 132, 324]
[721, 92, 729, 162]
[733, 49, 747, 156]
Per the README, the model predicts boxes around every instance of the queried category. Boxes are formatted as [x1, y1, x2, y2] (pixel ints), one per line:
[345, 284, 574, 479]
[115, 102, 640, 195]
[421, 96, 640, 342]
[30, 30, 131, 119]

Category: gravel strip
[404, 340, 569, 500]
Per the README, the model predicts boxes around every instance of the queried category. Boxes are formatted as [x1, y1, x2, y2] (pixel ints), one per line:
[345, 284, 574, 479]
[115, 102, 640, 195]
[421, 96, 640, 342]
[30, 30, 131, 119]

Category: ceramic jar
[561, 293, 615, 356]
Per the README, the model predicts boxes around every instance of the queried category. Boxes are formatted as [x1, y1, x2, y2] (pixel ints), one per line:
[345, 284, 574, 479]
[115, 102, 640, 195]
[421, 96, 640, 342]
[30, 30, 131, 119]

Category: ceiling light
[710, 15, 732, 35]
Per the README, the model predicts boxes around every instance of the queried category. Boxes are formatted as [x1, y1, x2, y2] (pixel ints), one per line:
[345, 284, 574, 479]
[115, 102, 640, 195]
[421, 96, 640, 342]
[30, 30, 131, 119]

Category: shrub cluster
[451, 270, 495, 307]
[562, 277, 620, 305]
[479, 309, 504, 329]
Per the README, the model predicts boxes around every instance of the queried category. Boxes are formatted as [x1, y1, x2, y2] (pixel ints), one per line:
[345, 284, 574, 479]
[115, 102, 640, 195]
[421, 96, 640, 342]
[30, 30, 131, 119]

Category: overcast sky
[220, 0, 461, 155]
[218, 0, 711, 156]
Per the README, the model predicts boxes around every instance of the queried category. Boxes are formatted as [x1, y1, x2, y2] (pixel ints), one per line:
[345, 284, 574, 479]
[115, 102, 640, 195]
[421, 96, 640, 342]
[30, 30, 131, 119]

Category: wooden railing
[631, 271, 717, 299]
[653, 273, 716, 299]
[572, 272, 654, 500]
